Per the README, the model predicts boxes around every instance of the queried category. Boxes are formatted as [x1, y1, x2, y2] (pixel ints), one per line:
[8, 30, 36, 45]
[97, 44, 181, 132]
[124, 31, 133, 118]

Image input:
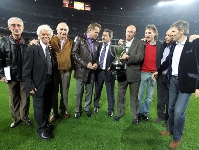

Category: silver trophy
[109, 44, 125, 75]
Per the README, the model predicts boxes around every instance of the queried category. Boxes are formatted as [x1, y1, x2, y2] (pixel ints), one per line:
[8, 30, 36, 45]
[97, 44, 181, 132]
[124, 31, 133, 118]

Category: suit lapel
[38, 46, 47, 65]
[127, 40, 136, 54]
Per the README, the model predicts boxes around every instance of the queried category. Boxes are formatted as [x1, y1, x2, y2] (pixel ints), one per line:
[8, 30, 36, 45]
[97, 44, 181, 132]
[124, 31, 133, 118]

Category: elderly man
[23, 25, 54, 140]
[29, 22, 73, 122]
[0, 17, 32, 128]
[49, 22, 73, 122]
[72, 22, 101, 119]
[152, 20, 199, 149]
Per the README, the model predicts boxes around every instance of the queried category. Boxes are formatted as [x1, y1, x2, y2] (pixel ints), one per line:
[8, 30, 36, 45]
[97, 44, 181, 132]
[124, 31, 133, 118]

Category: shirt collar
[126, 38, 134, 43]
[176, 37, 187, 45]
[86, 33, 95, 43]
[11, 35, 22, 45]
[147, 41, 156, 46]
[40, 40, 47, 50]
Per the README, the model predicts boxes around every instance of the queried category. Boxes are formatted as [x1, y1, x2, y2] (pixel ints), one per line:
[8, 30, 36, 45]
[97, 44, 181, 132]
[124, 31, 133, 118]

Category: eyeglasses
[10, 24, 23, 27]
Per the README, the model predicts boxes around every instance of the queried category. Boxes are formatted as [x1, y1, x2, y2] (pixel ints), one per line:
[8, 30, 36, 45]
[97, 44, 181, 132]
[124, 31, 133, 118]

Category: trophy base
[110, 63, 125, 76]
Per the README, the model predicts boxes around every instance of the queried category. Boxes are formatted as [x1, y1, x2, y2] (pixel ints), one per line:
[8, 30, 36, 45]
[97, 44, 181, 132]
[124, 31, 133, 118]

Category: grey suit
[116, 39, 145, 120]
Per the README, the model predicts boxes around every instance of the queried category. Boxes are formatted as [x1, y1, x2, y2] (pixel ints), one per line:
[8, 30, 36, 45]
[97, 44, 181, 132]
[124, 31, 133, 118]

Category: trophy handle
[109, 46, 116, 58]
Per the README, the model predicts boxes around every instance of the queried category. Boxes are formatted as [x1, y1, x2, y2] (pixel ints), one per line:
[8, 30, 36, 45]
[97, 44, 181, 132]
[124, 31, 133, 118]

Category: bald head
[126, 25, 136, 41]
[56, 22, 69, 40]
[165, 29, 173, 45]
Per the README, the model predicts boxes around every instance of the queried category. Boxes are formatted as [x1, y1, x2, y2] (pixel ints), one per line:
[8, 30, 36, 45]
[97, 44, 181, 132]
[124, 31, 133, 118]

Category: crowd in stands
[0, 0, 199, 40]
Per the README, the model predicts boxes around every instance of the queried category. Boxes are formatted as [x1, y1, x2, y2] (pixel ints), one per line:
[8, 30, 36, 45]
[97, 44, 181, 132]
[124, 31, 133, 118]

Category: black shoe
[38, 132, 50, 140]
[46, 123, 55, 130]
[75, 112, 81, 119]
[108, 112, 113, 117]
[24, 119, 32, 126]
[85, 111, 92, 117]
[133, 119, 139, 125]
[113, 116, 121, 121]
[94, 107, 99, 114]
[138, 113, 143, 121]
[143, 115, 149, 121]
[10, 120, 21, 128]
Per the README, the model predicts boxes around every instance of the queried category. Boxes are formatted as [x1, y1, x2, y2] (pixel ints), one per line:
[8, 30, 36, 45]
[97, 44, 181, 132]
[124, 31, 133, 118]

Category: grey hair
[36, 25, 53, 37]
[7, 17, 24, 26]
[104, 29, 113, 38]
[170, 20, 189, 35]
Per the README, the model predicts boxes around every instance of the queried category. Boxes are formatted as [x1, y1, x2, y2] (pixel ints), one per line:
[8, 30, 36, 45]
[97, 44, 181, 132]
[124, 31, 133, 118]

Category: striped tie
[99, 44, 108, 69]
[45, 47, 52, 75]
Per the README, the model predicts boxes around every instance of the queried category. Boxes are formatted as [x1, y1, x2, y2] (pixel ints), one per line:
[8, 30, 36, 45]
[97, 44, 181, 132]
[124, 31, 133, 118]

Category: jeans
[168, 77, 191, 141]
[138, 72, 157, 116]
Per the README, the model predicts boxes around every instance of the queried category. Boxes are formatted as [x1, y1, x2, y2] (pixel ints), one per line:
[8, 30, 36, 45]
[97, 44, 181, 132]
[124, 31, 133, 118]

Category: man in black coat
[152, 20, 199, 149]
[71, 22, 101, 119]
[23, 25, 54, 140]
[154, 29, 174, 126]
[93, 29, 116, 117]
[0, 17, 32, 128]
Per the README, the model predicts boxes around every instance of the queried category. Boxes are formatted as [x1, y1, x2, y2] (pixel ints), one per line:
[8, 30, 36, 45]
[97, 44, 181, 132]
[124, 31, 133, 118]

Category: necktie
[45, 47, 52, 75]
[99, 44, 108, 69]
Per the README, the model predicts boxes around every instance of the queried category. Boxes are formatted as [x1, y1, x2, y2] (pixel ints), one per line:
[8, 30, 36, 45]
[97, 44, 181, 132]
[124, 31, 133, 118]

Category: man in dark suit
[154, 29, 174, 126]
[152, 20, 199, 149]
[113, 25, 145, 125]
[23, 25, 54, 140]
[93, 29, 116, 117]
[71, 22, 101, 119]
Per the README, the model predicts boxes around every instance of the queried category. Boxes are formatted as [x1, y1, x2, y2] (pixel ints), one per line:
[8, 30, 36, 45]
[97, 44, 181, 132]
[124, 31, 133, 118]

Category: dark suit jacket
[124, 39, 145, 82]
[157, 38, 199, 93]
[96, 43, 116, 82]
[23, 44, 54, 97]
[155, 40, 164, 69]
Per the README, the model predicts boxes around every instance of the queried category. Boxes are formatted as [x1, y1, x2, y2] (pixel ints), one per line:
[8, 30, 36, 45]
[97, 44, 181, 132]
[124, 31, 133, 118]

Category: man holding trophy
[113, 25, 145, 125]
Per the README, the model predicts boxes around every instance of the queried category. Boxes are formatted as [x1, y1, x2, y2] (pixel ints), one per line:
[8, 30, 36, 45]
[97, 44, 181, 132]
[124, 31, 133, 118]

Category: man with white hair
[0, 17, 32, 128]
[23, 24, 54, 140]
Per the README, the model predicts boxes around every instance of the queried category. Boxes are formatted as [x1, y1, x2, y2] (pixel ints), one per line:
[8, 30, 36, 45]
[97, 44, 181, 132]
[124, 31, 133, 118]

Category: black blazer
[157, 38, 199, 93]
[23, 44, 54, 97]
[96, 43, 116, 82]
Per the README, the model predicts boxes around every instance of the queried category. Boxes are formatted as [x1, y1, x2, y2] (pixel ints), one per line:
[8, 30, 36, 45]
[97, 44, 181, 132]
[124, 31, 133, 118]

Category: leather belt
[172, 75, 178, 80]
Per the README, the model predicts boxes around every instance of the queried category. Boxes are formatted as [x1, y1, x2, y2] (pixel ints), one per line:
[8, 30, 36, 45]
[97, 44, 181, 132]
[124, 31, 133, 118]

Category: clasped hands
[30, 88, 37, 94]
[87, 62, 98, 70]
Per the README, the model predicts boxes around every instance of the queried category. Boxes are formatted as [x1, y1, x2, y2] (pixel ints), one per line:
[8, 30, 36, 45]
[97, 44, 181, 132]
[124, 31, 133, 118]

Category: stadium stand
[0, 0, 199, 42]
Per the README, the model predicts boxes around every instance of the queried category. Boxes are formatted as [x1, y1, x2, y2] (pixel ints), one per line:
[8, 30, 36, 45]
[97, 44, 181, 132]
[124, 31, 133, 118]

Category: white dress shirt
[40, 40, 48, 57]
[171, 37, 187, 76]
[161, 45, 171, 74]
[125, 38, 134, 54]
